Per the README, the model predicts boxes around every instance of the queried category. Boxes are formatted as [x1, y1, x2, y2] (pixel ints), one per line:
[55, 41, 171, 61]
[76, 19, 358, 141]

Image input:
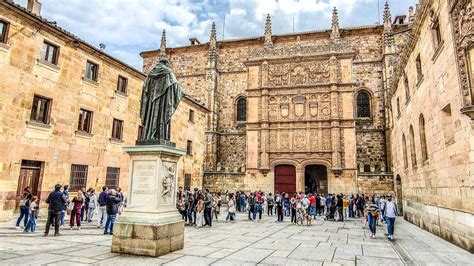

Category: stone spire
[408, 6, 415, 27]
[209, 22, 217, 61]
[264, 13, 273, 48]
[160, 29, 166, 59]
[383, 1, 393, 34]
[331, 7, 340, 41]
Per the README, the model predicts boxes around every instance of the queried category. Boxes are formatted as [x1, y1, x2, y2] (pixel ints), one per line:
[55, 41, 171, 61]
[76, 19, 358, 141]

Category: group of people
[15, 184, 126, 237]
[176, 188, 398, 240]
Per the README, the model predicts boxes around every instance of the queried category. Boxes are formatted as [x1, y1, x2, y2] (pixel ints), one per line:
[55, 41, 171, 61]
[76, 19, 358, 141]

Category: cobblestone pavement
[0, 212, 472, 265]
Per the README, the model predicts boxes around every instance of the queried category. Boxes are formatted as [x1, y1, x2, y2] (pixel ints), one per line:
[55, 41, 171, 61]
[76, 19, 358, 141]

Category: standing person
[267, 193, 274, 216]
[256, 191, 263, 220]
[16, 187, 32, 229]
[385, 196, 398, 240]
[357, 194, 366, 218]
[177, 196, 186, 220]
[226, 193, 236, 222]
[82, 188, 91, 222]
[308, 193, 316, 219]
[203, 189, 213, 227]
[319, 194, 326, 216]
[70, 190, 84, 230]
[195, 194, 205, 228]
[60, 185, 69, 226]
[235, 191, 241, 213]
[186, 190, 195, 226]
[103, 189, 121, 235]
[365, 196, 379, 238]
[276, 192, 284, 222]
[290, 194, 297, 224]
[284, 194, 290, 217]
[379, 195, 387, 223]
[44, 184, 67, 236]
[117, 187, 126, 215]
[213, 192, 222, 220]
[349, 195, 355, 218]
[24, 196, 38, 233]
[97, 186, 108, 228]
[88, 189, 97, 223]
[296, 198, 304, 226]
[247, 192, 255, 220]
[336, 194, 344, 222]
[343, 195, 350, 219]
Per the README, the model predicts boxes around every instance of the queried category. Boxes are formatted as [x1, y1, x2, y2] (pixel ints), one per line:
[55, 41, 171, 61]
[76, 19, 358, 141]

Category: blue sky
[16, 0, 418, 70]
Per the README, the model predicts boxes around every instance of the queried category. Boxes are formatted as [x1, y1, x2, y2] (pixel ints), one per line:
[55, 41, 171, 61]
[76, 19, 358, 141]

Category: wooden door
[274, 165, 296, 194]
[17, 168, 40, 196]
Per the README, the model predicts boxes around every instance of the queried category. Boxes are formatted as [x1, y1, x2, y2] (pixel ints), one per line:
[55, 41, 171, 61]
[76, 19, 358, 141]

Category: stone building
[0, 0, 208, 221]
[141, 5, 410, 195]
[387, 0, 473, 252]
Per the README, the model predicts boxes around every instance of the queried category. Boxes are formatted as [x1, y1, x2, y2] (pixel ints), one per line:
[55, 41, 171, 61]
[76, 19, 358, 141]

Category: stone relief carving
[293, 130, 306, 149]
[280, 130, 290, 150]
[268, 61, 330, 86]
[293, 95, 306, 118]
[449, 0, 474, 108]
[162, 161, 176, 201]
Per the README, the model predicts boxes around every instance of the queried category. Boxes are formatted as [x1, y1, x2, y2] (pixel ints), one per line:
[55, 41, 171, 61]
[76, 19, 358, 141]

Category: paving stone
[355, 255, 404, 266]
[289, 246, 336, 261]
[224, 247, 274, 263]
[260, 256, 323, 265]
[164, 255, 217, 265]
[206, 248, 238, 259]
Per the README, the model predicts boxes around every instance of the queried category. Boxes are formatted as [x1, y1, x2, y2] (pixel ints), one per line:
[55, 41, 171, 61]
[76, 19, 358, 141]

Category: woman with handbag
[365, 196, 379, 238]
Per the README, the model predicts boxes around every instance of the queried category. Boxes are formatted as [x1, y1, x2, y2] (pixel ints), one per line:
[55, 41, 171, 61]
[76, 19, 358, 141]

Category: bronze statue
[139, 58, 183, 144]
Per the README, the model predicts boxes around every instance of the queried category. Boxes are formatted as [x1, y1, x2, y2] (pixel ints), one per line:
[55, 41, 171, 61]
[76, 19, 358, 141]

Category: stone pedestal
[112, 145, 186, 257]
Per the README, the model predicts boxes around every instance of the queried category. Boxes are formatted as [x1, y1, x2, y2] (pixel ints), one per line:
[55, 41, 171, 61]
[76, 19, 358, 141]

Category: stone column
[112, 145, 186, 257]
[329, 56, 342, 172]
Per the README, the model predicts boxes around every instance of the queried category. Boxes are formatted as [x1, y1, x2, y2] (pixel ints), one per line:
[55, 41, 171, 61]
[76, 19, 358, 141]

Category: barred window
[105, 167, 120, 189]
[356, 91, 371, 118]
[70, 164, 88, 192]
[236, 97, 247, 122]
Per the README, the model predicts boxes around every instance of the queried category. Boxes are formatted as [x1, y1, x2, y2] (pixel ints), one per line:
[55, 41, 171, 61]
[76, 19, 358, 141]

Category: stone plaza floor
[0, 212, 472, 265]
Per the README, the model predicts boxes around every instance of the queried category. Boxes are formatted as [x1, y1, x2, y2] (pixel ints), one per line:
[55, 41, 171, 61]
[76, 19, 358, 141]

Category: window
[404, 72, 410, 103]
[409, 125, 417, 167]
[363, 164, 371, 173]
[397, 97, 401, 118]
[356, 90, 371, 118]
[138, 125, 144, 140]
[402, 134, 408, 169]
[40, 41, 59, 65]
[186, 140, 193, 156]
[111, 118, 124, 140]
[117, 75, 128, 94]
[70, 164, 88, 192]
[236, 97, 247, 122]
[30, 95, 52, 124]
[441, 104, 454, 144]
[105, 167, 120, 189]
[419, 114, 428, 162]
[77, 109, 93, 133]
[184, 173, 191, 191]
[416, 55, 423, 83]
[431, 17, 442, 49]
[189, 109, 195, 123]
[0, 20, 9, 44]
[85, 61, 99, 82]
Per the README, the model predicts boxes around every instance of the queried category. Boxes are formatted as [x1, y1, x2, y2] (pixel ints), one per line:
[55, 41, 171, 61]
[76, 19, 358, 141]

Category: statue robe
[140, 63, 183, 141]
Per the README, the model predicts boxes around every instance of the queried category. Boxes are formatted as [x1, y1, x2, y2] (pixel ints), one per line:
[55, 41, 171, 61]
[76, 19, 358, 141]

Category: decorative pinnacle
[209, 22, 217, 61]
[331, 7, 340, 41]
[160, 29, 166, 59]
[383, 1, 392, 31]
[264, 13, 273, 48]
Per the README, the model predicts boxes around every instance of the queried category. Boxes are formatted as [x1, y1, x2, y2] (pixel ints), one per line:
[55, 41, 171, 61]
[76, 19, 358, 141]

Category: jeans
[60, 210, 66, 225]
[226, 212, 235, 221]
[24, 213, 36, 232]
[45, 210, 61, 235]
[88, 207, 95, 222]
[310, 206, 316, 217]
[386, 217, 395, 236]
[104, 214, 117, 234]
[97, 206, 107, 227]
[187, 209, 194, 224]
[348, 205, 354, 218]
[16, 206, 30, 227]
[284, 203, 290, 216]
[367, 211, 377, 235]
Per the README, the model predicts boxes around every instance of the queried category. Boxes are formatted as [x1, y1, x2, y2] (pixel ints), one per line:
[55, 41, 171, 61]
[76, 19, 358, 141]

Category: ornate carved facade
[141, 5, 412, 195]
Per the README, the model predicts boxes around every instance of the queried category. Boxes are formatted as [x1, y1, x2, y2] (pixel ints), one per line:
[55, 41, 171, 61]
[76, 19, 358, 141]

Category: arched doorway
[274, 165, 296, 194]
[304, 165, 328, 194]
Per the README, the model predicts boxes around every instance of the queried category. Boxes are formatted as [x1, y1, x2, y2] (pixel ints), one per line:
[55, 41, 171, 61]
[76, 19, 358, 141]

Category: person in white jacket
[87, 189, 97, 223]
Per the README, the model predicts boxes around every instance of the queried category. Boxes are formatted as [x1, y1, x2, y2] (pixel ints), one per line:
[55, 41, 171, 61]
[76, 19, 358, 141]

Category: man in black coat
[44, 184, 67, 236]
[104, 189, 122, 235]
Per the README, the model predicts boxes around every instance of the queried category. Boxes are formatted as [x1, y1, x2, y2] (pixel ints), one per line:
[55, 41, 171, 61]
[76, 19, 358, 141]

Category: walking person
[385, 196, 398, 240]
[87, 189, 97, 223]
[226, 193, 236, 222]
[365, 196, 379, 238]
[103, 189, 121, 235]
[60, 185, 69, 226]
[16, 187, 32, 229]
[97, 186, 108, 228]
[379, 195, 387, 223]
[44, 184, 67, 236]
[24, 196, 38, 233]
[70, 190, 84, 230]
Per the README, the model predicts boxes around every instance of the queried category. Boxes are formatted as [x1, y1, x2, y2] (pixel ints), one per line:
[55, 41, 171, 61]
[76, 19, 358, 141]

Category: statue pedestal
[112, 145, 186, 257]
